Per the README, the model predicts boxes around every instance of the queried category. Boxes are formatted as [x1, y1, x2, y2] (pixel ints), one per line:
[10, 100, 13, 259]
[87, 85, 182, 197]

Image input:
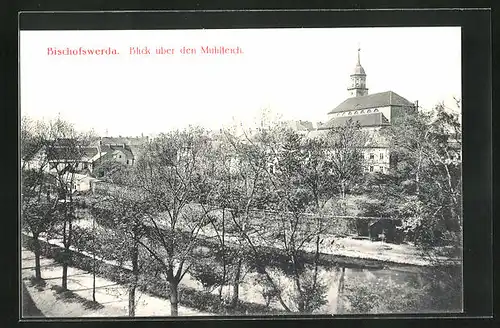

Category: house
[42, 139, 100, 174]
[22, 135, 149, 181]
[98, 136, 149, 166]
[95, 144, 135, 166]
[55, 172, 101, 194]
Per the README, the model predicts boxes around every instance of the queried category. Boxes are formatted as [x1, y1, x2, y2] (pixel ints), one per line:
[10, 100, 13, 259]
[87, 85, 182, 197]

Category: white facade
[363, 148, 390, 173]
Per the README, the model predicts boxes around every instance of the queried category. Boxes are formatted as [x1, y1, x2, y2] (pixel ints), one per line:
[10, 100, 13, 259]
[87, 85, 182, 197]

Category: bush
[190, 260, 226, 292]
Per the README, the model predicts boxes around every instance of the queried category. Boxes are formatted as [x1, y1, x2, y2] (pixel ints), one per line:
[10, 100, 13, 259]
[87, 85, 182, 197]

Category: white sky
[20, 27, 461, 136]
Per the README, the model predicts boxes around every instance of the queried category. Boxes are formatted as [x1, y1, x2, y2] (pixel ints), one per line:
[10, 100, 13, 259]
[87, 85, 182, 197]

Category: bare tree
[21, 117, 58, 281]
[129, 127, 214, 316]
[45, 118, 97, 290]
[220, 127, 291, 309]
[225, 125, 333, 313]
[87, 182, 150, 316]
[192, 131, 239, 304]
[324, 119, 367, 200]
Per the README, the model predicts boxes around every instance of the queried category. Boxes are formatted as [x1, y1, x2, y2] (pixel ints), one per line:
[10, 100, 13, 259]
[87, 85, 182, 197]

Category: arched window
[348, 111, 352, 115]
[367, 109, 372, 113]
[373, 108, 379, 112]
[361, 110, 365, 114]
[354, 111, 359, 114]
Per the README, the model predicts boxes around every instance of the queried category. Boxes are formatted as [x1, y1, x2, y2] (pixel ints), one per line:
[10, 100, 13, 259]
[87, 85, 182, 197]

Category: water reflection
[220, 262, 457, 314]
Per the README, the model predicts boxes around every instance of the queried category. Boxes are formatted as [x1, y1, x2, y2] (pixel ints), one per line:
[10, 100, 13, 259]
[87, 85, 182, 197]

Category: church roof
[352, 63, 366, 75]
[318, 112, 390, 130]
[328, 91, 414, 114]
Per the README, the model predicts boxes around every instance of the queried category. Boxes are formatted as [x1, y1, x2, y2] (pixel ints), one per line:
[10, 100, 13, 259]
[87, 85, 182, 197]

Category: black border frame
[5, 6, 493, 328]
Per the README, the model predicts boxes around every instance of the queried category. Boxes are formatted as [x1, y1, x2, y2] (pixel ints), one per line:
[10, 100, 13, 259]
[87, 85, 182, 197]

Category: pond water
[180, 262, 438, 314]
[257, 266, 426, 313]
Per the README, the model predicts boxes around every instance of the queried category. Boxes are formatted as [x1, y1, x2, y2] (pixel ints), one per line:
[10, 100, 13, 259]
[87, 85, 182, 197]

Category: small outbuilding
[368, 219, 403, 243]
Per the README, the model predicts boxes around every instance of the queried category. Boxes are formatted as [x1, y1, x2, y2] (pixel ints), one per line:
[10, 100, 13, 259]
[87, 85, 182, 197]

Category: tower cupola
[347, 46, 369, 97]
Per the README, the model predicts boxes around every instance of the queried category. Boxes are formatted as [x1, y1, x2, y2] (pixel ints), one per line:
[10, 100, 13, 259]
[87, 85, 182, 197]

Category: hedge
[22, 234, 280, 315]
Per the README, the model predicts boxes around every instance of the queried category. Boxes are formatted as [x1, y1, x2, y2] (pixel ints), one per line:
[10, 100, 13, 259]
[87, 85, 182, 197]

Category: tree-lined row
[21, 104, 462, 315]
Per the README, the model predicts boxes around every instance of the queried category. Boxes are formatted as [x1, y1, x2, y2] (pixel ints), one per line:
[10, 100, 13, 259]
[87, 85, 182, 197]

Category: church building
[316, 48, 417, 173]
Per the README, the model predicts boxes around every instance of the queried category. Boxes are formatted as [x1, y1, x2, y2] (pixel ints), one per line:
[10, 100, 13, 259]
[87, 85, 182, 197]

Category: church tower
[347, 47, 369, 97]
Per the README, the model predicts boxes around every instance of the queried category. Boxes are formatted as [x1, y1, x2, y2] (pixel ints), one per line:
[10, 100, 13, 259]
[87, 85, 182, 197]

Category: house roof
[101, 136, 149, 146]
[298, 120, 314, 131]
[100, 144, 135, 160]
[81, 147, 99, 159]
[318, 112, 390, 130]
[46, 146, 94, 162]
[128, 145, 144, 158]
[328, 91, 414, 114]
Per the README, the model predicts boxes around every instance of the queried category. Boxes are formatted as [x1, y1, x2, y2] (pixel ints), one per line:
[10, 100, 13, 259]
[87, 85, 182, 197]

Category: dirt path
[22, 281, 45, 318]
[21, 248, 213, 317]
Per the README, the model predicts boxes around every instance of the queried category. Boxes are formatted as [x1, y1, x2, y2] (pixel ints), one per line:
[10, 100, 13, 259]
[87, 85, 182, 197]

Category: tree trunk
[61, 208, 68, 290]
[62, 257, 68, 290]
[128, 285, 136, 317]
[219, 209, 226, 302]
[33, 232, 42, 280]
[92, 254, 96, 302]
[62, 227, 72, 291]
[341, 181, 346, 200]
[92, 214, 96, 302]
[128, 242, 139, 317]
[336, 267, 346, 314]
[231, 258, 242, 308]
[291, 255, 305, 312]
[169, 279, 179, 316]
[61, 222, 70, 290]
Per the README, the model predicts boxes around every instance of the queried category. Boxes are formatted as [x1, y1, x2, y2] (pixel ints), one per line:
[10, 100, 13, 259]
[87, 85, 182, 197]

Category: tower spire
[357, 43, 361, 65]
